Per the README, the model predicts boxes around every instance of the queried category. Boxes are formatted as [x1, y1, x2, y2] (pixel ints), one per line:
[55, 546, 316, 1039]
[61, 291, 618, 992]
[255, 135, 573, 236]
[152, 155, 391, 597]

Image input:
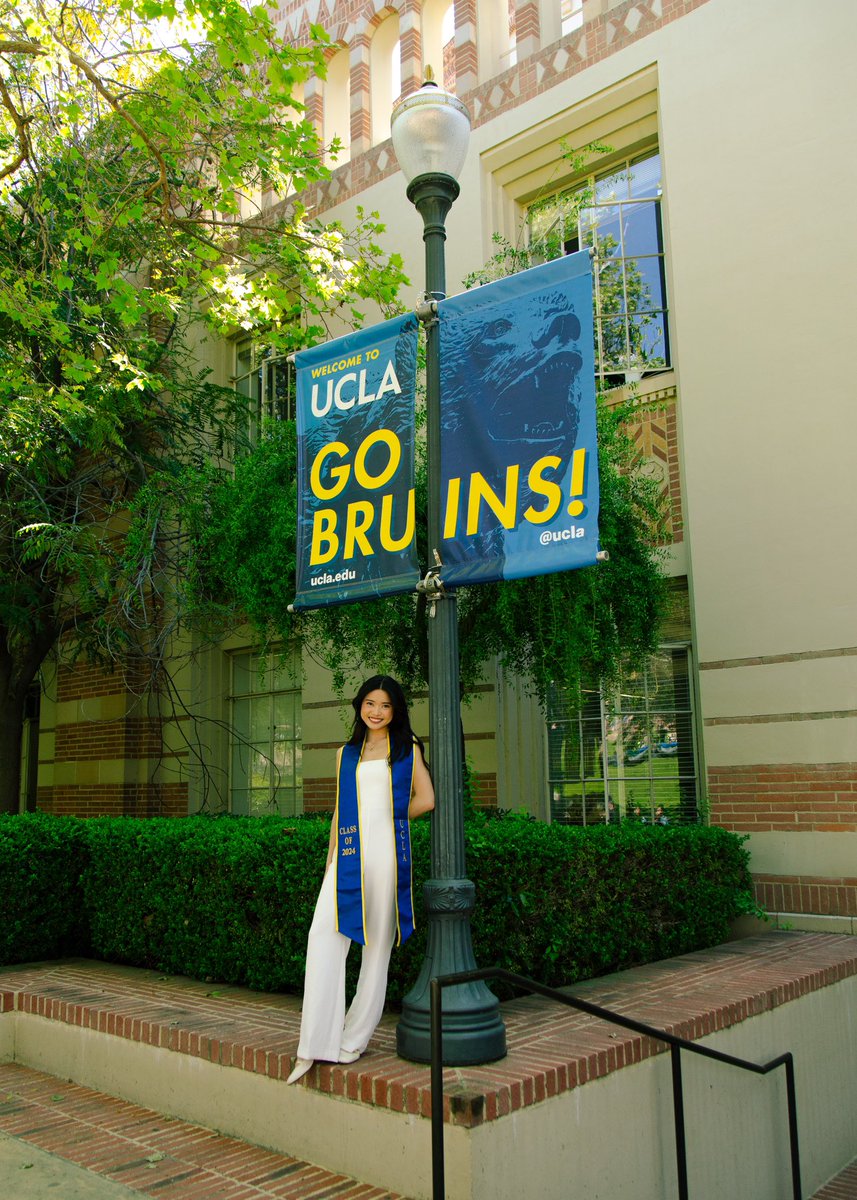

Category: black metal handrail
[429, 967, 801, 1200]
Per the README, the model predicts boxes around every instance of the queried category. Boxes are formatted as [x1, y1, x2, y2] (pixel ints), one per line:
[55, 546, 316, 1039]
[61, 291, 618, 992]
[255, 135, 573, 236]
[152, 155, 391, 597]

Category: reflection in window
[528, 150, 669, 376]
[231, 650, 303, 817]
[546, 646, 698, 826]
[233, 342, 295, 449]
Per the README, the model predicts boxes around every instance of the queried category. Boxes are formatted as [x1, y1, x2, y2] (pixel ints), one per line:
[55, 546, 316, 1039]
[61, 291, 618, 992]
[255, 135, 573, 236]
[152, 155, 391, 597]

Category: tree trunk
[0, 689, 25, 815]
[0, 625, 56, 816]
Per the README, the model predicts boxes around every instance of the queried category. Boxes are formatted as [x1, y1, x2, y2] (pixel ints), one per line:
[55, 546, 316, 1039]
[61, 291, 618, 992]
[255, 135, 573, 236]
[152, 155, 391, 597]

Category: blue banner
[293, 315, 420, 609]
[438, 252, 599, 586]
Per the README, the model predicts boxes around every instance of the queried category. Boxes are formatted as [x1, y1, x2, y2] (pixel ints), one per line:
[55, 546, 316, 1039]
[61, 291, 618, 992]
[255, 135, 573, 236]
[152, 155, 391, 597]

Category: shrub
[0, 813, 90, 964]
[0, 813, 753, 1000]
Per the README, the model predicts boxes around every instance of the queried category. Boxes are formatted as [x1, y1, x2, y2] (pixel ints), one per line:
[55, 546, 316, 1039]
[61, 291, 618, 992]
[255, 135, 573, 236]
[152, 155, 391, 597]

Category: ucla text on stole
[306, 345, 589, 567]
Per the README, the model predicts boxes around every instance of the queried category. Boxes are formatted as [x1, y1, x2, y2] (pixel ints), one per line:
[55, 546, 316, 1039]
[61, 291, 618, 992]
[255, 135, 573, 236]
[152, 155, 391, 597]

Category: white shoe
[338, 1048, 361, 1063]
[286, 1057, 314, 1084]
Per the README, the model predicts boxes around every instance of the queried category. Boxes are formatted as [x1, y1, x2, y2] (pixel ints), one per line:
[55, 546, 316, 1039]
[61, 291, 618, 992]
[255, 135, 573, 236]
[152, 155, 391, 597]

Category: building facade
[30, 0, 857, 930]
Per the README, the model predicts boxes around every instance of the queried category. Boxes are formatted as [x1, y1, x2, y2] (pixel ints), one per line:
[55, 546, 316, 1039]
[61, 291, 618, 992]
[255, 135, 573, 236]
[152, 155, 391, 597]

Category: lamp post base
[396, 878, 507, 1065]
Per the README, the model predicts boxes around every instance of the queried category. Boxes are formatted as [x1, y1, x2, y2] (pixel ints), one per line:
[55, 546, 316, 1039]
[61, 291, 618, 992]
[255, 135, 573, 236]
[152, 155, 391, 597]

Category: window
[528, 150, 670, 377]
[233, 341, 295, 448]
[230, 650, 302, 816]
[547, 646, 699, 826]
[560, 0, 583, 36]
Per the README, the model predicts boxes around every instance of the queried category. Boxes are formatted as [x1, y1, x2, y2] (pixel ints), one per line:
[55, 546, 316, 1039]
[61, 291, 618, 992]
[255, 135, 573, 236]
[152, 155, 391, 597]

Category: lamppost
[391, 75, 507, 1065]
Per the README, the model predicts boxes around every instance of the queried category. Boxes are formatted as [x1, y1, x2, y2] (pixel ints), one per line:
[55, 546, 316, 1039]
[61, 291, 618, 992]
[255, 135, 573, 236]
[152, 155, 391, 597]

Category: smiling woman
[286, 675, 434, 1084]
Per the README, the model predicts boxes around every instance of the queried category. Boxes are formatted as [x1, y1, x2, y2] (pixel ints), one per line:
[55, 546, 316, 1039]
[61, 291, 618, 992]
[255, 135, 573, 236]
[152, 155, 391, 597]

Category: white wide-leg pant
[297, 769, 397, 1062]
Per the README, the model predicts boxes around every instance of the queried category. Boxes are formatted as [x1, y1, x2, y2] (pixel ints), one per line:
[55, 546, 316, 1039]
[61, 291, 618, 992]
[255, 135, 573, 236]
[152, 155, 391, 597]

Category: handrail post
[670, 1044, 690, 1200]
[430, 979, 446, 1200]
[428, 967, 801, 1200]
[784, 1054, 802, 1200]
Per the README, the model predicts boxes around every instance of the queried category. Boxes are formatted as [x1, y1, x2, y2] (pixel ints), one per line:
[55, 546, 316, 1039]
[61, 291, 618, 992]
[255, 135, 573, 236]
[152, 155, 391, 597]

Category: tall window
[560, 0, 583, 36]
[233, 341, 295, 447]
[528, 150, 669, 377]
[547, 647, 699, 826]
[230, 650, 302, 817]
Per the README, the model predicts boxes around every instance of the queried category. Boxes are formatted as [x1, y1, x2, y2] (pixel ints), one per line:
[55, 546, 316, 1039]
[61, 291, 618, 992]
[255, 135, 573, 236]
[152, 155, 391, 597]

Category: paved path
[0, 1063, 405, 1199]
[0, 1129, 141, 1199]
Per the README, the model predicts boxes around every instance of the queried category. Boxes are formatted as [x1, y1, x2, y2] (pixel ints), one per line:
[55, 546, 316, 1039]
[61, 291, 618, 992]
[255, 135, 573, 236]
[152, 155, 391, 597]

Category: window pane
[248, 789, 273, 817]
[232, 654, 252, 697]
[250, 750, 270, 789]
[629, 312, 668, 366]
[547, 648, 699, 824]
[621, 201, 659, 259]
[595, 167, 629, 203]
[629, 153, 661, 198]
[230, 647, 303, 816]
[626, 255, 666, 313]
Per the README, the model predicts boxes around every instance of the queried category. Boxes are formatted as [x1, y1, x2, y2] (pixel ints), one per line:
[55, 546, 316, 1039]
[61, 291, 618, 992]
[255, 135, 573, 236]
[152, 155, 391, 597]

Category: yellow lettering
[310, 441, 351, 500]
[443, 477, 461, 539]
[379, 490, 415, 552]
[466, 466, 520, 535]
[354, 429, 400, 490]
[344, 501, 375, 558]
[310, 510, 339, 565]
[523, 455, 563, 524]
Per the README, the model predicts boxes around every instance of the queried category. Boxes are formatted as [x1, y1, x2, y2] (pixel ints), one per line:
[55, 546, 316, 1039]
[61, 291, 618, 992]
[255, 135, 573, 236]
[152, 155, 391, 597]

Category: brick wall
[753, 875, 857, 920]
[710, 762, 857, 918]
[54, 718, 171, 762]
[38, 783, 187, 818]
[42, 662, 187, 818]
[708, 763, 857, 835]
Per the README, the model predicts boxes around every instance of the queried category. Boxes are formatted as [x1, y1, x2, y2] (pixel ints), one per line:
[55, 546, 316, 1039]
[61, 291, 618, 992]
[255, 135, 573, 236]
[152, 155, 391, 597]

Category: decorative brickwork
[53, 718, 175, 762]
[453, 0, 478, 93]
[618, 386, 683, 544]
[57, 661, 150, 702]
[349, 33, 372, 154]
[708, 763, 857, 834]
[303, 776, 337, 812]
[753, 875, 857, 920]
[284, 0, 713, 223]
[38, 783, 187, 818]
[398, 0, 423, 97]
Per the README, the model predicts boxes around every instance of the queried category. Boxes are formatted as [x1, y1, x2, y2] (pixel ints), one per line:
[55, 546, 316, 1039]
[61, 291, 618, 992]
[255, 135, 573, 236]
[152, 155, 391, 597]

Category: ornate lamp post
[391, 75, 507, 1065]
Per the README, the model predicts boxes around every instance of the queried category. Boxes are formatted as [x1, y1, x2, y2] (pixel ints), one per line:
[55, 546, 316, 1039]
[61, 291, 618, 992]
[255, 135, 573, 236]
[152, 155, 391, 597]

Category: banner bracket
[416, 553, 446, 617]
[415, 295, 440, 326]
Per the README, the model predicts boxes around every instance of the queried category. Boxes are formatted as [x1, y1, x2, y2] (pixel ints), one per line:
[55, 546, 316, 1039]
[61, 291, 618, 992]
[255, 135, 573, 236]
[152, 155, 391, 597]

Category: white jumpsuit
[296, 758, 398, 1062]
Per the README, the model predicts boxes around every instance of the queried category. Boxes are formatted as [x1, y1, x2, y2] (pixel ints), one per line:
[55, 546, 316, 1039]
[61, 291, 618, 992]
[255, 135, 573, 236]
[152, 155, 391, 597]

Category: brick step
[811, 1158, 857, 1199]
[0, 1062, 409, 1200]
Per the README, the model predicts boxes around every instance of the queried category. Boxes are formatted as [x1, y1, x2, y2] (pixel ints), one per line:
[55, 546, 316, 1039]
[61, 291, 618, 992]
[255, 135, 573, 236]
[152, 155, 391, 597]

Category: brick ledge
[1, 933, 855, 1129]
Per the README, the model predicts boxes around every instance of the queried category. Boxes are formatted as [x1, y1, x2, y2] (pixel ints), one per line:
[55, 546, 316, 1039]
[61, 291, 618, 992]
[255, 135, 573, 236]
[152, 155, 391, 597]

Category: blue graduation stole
[334, 737, 416, 946]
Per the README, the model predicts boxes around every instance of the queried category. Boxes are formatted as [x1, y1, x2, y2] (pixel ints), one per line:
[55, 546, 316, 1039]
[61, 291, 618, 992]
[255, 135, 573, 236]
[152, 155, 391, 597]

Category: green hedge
[0, 812, 754, 998]
[0, 812, 90, 964]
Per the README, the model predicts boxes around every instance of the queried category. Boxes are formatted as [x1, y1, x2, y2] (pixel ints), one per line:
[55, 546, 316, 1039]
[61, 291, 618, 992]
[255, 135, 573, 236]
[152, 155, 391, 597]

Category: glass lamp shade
[391, 79, 472, 185]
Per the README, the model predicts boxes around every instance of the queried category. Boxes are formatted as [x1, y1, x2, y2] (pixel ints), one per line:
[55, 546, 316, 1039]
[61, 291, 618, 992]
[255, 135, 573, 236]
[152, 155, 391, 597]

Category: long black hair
[347, 675, 425, 765]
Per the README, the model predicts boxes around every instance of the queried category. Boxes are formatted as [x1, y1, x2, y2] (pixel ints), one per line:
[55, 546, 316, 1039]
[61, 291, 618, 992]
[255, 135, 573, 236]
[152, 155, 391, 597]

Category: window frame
[232, 340, 296, 449]
[526, 149, 671, 381]
[229, 649, 303, 818]
[546, 642, 700, 826]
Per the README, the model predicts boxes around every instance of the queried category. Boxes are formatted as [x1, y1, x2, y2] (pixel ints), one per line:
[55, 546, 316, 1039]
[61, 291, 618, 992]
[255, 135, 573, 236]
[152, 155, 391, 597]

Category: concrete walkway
[0, 1129, 142, 1199]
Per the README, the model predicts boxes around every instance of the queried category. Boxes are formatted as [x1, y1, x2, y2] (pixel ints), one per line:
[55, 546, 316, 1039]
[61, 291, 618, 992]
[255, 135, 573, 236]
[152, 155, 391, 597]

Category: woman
[287, 675, 434, 1084]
